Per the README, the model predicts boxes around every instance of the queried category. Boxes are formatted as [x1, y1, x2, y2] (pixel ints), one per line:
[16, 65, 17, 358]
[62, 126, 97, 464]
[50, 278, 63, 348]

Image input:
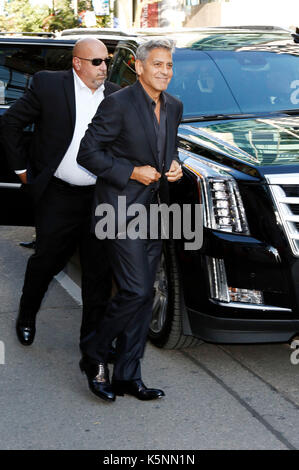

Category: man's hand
[130, 165, 161, 186]
[165, 160, 183, 182]
[18, 171, 27, 185]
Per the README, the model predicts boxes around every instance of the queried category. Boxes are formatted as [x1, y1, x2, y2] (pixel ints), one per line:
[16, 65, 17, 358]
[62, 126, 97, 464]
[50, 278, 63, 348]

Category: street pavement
[1, 226, 299, 450]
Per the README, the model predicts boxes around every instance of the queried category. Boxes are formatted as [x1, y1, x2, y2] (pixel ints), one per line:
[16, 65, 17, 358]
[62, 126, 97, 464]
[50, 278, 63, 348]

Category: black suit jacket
[77, 81, 183, 232]
[2, 69, 120, 202]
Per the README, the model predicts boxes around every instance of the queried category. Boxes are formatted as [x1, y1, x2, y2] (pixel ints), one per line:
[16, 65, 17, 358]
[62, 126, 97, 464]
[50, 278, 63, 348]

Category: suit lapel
[129, 82, 159, 167]
[63, 69, 76, 130]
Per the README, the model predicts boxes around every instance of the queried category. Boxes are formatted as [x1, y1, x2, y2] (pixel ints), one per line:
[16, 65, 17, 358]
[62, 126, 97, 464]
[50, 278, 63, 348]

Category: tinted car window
[167, 49, 240, 117]
[210, 50, 299, 113]
[167, 49, 299, 117]
[0, 44, 72, 105]
[109, 47, 136, 87]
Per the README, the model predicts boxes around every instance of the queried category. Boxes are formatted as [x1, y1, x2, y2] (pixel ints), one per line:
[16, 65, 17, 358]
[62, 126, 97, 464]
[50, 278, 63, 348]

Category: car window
[0, 44, 72, 105]
[167, 49, 241, 117]
[109, 47, 136, 87]
[209, 50, 299, 113]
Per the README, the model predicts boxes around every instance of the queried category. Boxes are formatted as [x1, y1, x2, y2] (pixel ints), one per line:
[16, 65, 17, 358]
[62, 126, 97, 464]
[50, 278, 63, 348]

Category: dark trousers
[19, 178, 112, 342]
[81, 236, 162, 381]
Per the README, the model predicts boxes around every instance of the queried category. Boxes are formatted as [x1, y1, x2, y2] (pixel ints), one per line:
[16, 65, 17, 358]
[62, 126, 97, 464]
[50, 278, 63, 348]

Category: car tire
[149, 241, 202, 349]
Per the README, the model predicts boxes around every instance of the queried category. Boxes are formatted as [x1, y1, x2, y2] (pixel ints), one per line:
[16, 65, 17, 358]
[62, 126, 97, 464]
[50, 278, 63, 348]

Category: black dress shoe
[16, 311, 36, 346]
[79, 357, 115, 402]
[19, 240, 36, 250]
[112, 379, 165, 400]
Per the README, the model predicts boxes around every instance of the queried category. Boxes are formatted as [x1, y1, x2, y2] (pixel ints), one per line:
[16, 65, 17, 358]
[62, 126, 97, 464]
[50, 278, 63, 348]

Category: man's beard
[93, 75, 106, 88]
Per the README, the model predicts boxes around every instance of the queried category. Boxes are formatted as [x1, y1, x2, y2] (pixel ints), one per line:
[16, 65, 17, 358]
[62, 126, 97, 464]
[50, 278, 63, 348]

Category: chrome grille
[266, 173, 299, 257]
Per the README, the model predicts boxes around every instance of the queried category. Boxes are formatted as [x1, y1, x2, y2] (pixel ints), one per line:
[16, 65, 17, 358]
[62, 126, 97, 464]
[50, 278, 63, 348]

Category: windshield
[168, 48, 299, 118]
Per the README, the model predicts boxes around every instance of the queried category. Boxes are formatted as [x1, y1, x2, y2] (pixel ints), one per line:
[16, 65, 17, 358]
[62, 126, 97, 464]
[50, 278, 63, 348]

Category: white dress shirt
[16, 69, 105, 186]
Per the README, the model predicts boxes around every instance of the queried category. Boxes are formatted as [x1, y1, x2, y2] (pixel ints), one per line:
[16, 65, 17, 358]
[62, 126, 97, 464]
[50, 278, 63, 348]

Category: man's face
[73, 41, 109, 91]
[136, 48, 173, 95]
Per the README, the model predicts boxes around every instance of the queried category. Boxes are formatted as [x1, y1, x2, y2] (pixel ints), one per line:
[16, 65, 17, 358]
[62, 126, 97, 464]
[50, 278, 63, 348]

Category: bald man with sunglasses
[2, 38, 120, 365]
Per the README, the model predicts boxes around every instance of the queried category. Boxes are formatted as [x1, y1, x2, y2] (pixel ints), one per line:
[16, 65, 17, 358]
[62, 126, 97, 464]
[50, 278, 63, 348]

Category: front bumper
[179, 229, 299, 343]
[187, 308, 299, 343]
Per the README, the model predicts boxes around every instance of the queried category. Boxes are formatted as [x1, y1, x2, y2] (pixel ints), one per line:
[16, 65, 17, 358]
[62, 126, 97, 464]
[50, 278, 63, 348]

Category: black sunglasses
[76, 56, 110, 67]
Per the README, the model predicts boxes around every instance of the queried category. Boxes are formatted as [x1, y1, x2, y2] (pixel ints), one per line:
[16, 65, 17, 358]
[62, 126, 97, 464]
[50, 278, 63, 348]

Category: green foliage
[78, 0, 93, 10]
[0, 0, 112, 32]
[96, 14, 112, 28]
[0, 0, 49, 32]
[43, 0, 79, 31]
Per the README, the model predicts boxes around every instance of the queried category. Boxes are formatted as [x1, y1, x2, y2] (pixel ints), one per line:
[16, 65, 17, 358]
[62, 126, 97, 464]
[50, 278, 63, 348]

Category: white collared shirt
[16, 69, 105, 186]
[54, 70, 105, 185]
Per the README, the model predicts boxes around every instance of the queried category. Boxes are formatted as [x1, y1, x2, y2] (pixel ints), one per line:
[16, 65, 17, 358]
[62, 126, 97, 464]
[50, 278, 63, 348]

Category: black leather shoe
[16, 310, 36, 346]
[79, 357, 115, 402]
[19, 241, 36, 250]
[112, 379, 165, 400]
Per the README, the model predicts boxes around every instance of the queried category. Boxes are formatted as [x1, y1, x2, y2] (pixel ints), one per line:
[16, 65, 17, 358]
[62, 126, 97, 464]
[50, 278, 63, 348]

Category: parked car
[107, 27, 299, 348]
[0, 31, 134, 225]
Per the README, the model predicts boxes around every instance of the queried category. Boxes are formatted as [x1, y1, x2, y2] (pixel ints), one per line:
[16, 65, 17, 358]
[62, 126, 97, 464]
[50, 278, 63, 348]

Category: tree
[0, 0, 49, 32]
[0, 0, 112, 32]
[43, 0, 79, 31]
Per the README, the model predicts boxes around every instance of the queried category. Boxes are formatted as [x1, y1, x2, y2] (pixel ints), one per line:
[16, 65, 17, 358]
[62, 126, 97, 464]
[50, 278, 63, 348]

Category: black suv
[108, 27, 299, 349]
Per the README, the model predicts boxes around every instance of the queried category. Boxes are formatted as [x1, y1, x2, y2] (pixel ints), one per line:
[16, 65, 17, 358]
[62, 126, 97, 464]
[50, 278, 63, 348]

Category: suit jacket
[1, 69, 120, 203]
[77, 80, 183, 233]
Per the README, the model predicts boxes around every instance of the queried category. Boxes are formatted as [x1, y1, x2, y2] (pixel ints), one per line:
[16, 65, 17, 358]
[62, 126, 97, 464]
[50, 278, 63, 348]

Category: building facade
[129, 0, 298, 31]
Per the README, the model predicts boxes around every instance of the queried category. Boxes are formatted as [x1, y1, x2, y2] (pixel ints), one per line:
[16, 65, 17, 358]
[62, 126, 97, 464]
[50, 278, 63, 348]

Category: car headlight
[204, 176, 249, 234]
[182, 151, 250, 235]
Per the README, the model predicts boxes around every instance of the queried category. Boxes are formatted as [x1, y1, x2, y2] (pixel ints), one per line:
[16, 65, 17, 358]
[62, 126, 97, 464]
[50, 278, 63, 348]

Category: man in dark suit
[2, 38, 119, 358]
[77, 39, 183, 402]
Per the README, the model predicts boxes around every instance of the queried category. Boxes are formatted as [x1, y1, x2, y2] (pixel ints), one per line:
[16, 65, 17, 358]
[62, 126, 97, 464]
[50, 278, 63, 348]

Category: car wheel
[149, 241, 201, 349]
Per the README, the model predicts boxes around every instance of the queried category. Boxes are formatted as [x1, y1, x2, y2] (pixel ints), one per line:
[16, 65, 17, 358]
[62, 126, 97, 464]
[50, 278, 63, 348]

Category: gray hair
[136, 38, 175, 62]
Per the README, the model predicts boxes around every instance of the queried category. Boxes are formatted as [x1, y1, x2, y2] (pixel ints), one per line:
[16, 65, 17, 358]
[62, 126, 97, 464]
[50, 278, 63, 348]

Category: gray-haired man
[77, 39, 183, 402]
